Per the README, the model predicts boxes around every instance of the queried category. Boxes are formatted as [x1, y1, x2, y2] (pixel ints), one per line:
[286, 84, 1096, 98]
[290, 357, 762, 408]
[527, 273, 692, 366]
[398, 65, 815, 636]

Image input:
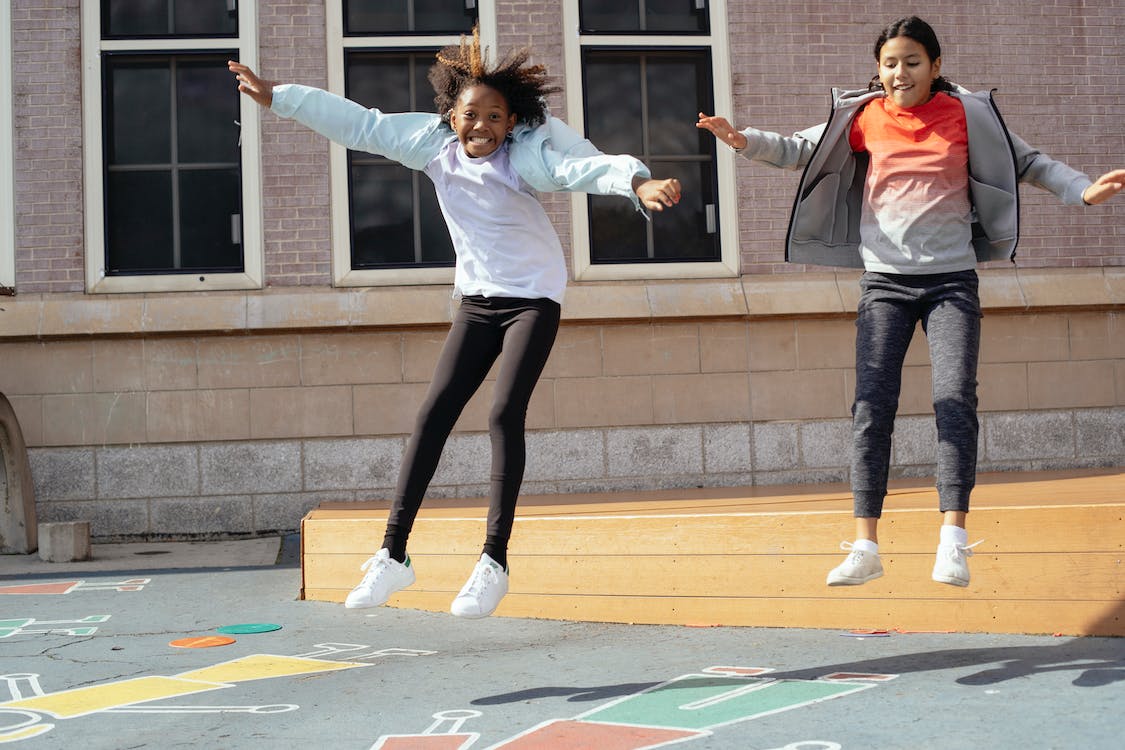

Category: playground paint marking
[367, 666, 896, 749]
[169, 636, 236, 649]
[0, 579, 150, 596]
[0, 648, 403, 743]
[0, 615, 111, 639]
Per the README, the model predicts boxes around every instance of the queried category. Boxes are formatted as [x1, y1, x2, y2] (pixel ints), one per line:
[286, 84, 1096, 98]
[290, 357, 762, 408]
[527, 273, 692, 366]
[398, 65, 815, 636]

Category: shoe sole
[826, 570, 884, 587]
[932, 574, 969, 587]
[343, 577, 415, 609]
[449, 607, 494, 619]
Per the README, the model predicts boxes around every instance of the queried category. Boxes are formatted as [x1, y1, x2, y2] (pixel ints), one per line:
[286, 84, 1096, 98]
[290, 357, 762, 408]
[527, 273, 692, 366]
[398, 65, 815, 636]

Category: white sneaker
[450, 554, 509, 619]
[932, 540, 983, 587]
[826, 541, 884, 586]
[344, 549, 415, 609]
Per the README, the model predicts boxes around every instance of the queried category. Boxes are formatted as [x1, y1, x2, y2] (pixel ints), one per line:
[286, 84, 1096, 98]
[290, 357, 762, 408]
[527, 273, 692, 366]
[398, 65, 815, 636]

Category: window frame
[562, 0, 739, 281]
[81, 0, 264, 293]
[326, 0, 497, 288]
[1, 0, 14, 290]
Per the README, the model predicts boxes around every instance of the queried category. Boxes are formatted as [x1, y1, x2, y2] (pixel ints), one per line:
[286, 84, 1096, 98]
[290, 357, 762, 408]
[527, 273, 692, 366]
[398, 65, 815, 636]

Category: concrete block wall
[5, 294, 1122, 540]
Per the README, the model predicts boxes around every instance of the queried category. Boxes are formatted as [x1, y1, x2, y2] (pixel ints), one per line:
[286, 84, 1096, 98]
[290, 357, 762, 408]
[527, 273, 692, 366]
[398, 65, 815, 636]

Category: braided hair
[429, 26, 560, 127]
[867, 16, 956, 94]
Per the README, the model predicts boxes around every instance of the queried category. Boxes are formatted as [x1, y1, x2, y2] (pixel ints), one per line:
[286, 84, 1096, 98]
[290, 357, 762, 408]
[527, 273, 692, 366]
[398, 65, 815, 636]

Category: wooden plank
[302, 504, 1124, 555]
[303, 551, 1123, 601]
[302, 589, 1124, 636]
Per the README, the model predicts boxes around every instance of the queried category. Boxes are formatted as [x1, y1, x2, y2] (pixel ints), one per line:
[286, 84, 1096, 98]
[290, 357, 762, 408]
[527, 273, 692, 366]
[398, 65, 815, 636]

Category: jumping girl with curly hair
[230, 29, 681, 619]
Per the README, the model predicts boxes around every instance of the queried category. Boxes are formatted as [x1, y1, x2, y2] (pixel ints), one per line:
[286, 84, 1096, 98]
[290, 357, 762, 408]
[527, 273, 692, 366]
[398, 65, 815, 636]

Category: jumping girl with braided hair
[230, 29, 681, 619]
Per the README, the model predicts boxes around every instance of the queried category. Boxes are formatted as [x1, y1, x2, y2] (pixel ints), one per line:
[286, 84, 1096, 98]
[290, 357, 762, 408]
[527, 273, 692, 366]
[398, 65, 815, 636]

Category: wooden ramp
[301, 468, 1125, 636]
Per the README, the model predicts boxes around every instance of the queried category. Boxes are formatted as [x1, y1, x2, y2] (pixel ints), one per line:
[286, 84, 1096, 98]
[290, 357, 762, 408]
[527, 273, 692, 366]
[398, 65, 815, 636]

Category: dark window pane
[579, 0, 635, 32]
[589, 195, 647, 261]
[580, 0, 708, 33]
[180, 168, 243, 270]
[108, 62, 171, 165]
[344, 0, 475, 35]
[583, 55, 642, 156]
[351, 164, 420, 266]
[646, 0, 708, 33]
[646, 56, 707, 156]
[106, 171, 173, 272]
[346, 50, 454, 268]
[584, 48, 718, 264]
[346, 55, 415, 113]
[178, 60, 240, 163]
[418, 177, 454, 263]
[649, 161, 717, 260]
[103, 0, 237, 37]
[174, 0, 238, 36]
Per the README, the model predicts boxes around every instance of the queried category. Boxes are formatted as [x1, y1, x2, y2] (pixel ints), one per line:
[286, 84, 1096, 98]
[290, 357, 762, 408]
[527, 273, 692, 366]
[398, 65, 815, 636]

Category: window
[82, 0, 263, 293]
[563, 0, 738, 280]
[328, 1, 493, 287]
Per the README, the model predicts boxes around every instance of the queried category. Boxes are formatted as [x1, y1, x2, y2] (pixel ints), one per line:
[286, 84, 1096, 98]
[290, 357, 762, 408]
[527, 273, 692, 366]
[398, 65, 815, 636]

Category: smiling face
[450, 84, 517, 158]
[877, 35, 941, 108]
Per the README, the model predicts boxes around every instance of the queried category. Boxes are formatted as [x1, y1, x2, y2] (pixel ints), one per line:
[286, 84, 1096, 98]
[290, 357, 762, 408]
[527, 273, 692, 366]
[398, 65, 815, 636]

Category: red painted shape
[0, 581, 79, 595]
[703, 666, 771, 676]
[494, 719, 704, 749]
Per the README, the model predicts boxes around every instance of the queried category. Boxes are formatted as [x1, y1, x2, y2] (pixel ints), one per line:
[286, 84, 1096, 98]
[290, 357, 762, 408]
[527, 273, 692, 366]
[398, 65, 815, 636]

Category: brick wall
[12, 0, 84, 293]
[11, 1, 1122, 290]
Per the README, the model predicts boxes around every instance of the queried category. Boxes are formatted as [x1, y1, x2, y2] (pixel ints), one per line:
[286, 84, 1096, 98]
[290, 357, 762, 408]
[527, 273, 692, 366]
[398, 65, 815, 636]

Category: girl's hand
[1082, 169, 1125, 205]
[697, 112, 747, 151]
[633, 176, 682, 212]
[228, 61, 275, 108]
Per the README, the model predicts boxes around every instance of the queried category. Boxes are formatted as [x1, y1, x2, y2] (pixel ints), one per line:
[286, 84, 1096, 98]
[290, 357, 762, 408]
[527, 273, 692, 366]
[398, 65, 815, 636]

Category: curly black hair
[429, 26, 560, 127]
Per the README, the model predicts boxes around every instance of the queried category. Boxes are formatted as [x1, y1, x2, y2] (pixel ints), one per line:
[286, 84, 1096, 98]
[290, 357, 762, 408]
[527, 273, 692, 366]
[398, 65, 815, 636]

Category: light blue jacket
[737, 87, 1093, 268]
[271, 84, 651, 211]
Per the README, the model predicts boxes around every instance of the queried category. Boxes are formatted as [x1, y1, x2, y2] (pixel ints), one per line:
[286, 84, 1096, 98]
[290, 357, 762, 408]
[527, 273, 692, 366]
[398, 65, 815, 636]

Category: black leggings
[384, 295, 561, 557]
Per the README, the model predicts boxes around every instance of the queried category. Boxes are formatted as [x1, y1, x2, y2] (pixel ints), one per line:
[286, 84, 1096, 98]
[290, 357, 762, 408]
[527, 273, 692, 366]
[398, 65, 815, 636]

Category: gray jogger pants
[851, 270, 982, 517]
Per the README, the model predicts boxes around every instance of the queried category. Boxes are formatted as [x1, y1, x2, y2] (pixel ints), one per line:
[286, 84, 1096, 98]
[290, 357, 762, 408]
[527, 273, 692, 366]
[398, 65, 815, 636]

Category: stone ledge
[1, 267, 1121, 340]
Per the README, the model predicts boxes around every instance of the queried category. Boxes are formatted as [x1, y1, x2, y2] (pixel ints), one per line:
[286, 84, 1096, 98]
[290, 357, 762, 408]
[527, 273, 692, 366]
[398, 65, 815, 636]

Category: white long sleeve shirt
[270, 84, 651, 303]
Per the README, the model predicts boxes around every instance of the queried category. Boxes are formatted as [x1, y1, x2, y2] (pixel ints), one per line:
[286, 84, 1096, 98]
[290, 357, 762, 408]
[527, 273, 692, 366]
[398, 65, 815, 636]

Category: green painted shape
[583, 676, 863, 731]
[216, 623, 281, 634]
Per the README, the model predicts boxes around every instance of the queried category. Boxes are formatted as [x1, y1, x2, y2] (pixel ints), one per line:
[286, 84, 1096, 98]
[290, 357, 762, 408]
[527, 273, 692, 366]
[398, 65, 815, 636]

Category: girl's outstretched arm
[697, 113, 747, 151]
[228, 61, 275, 108]
[1082, 169, 1125, 205]
[632, 176, 682, 212]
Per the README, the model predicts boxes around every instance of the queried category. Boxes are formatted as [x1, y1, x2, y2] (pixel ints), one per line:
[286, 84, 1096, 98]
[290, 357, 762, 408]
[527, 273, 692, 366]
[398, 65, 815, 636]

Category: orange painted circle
[169, 635, 236, 648]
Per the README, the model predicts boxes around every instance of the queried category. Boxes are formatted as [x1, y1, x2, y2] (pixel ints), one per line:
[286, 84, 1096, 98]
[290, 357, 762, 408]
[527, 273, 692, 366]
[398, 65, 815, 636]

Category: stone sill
[1, 267, 1121, 341]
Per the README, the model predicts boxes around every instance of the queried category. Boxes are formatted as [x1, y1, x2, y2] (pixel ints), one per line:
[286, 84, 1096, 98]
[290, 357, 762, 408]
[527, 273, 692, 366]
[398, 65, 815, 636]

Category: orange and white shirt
[849, 92, 974, 273]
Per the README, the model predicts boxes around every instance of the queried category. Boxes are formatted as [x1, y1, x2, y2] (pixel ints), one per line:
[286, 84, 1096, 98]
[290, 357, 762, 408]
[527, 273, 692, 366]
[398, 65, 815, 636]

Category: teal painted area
[582, 676, 863, 731]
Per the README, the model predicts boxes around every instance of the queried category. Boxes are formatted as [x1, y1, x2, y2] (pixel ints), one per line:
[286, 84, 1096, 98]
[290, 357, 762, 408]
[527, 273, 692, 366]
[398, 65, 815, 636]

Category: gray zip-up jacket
[736, 87, 1093, 268]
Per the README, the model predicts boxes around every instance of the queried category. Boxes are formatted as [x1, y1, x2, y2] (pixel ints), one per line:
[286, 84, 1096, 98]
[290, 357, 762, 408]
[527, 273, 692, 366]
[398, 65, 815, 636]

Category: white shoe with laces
[932, 540, 983, 587]
[826, 541, 884, 586]
[344, 548, 416, 609]
[450, 553, 509, 619]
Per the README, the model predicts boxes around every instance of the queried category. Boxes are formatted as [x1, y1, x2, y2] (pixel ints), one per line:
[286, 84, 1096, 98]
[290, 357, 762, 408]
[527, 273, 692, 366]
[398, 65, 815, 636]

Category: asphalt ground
[1, 537, 1122, 749]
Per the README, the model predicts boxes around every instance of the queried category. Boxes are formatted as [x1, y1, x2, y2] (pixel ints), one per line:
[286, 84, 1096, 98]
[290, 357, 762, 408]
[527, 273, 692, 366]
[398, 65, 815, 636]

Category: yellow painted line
[0, 723, 55, 743]
[1, 655, 368, 720]
[177, 654, 368, 684]
[2, 676, 227, 719]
